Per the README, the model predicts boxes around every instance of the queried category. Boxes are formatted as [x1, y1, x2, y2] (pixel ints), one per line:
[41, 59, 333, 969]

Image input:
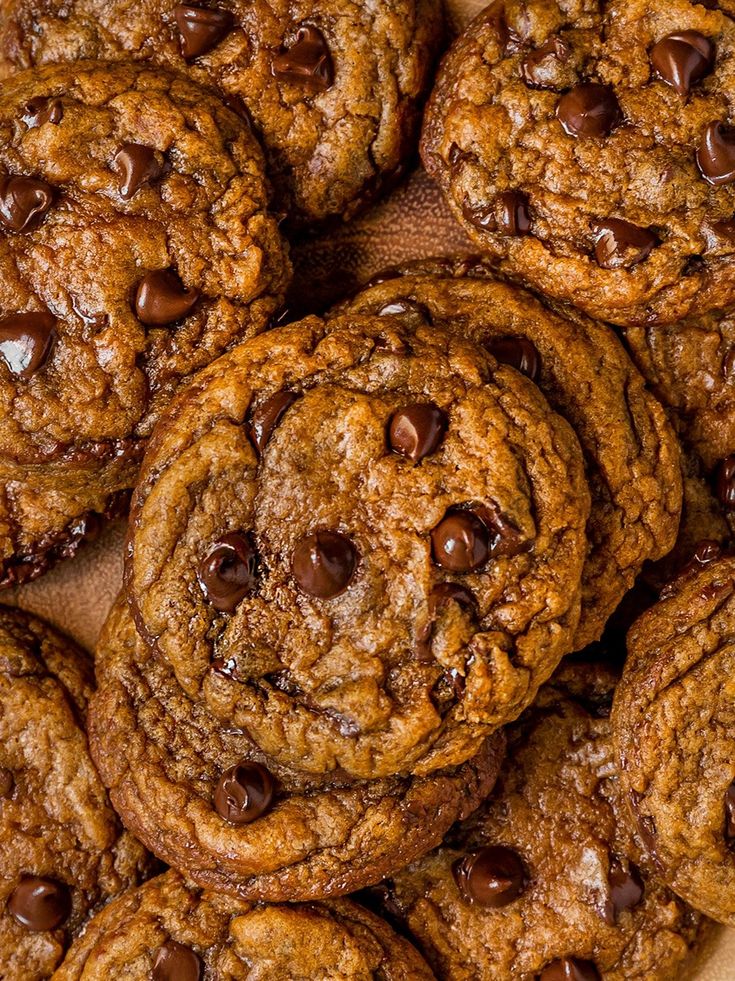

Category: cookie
[339, 257, 682, 649]
[89, 596, 505, 901]
[125, 310, 591, 778]
[422, 0, 735, 326]
[0, 61, 289, 588]
[379, 664, 705, 981]
[0, 0, 443, 225]
[0, 606, 151, 981]
[612, 551, 735, 926]
[53, 870, 436, 980]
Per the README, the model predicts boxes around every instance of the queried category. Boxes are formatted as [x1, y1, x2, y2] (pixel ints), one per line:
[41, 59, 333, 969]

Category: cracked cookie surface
[339, 257, 682, 650]
[0, 60, 289, 588]
[612, 553, 735, 926]
[381, 664, 705, 981]
[0, 606, 151, 981]
[89, 597, 505, 901]
[0, 0, 444, 224]
[125, 311, 590, 780]
[422, 0, 735, 326]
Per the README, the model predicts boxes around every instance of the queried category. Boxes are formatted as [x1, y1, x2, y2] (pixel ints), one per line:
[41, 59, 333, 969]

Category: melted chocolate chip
[592, 219, 659, 270]
[376, 298, 429, 321]
[272, 25, 334, 90]
[462, 199, 498, 232]
[22, 96, 63, 128]
[452, 845, 527, 908]
[417, 583, 476, 661]
[539, 958, 600, 981]
[292, 530, 358, 598]
[0, 175, 54, 232]
[0, 312, 56, 378]
[113, 143, 163, 200]
[431, 509, 490, 573]
[134, 269, 199, 326]
[557, 83, 620, 139]
[0, 767, 13, 797]
[8, 877, 71, 931]
[487, 2, 522, 55]
[214, 760, 274, 824]
[152, 940, 203, 981]
[521, 36, 571, 89]
[388, 403, 448, 461]
[716, 455, 735, 510]
[724, 346, 735, 379]
[650, 31, 715, 97]
[697, 121, 735, 185]
[174, 4, 234, 60]
[660, 539, 725, 599]
[485, 335, 541, 381]
[497, 191, 532, 236]
[198, 532, 258, 612]
[605, 858, 644, 923]
[248, 390, 298, 456]
[725, 780, 735, 846]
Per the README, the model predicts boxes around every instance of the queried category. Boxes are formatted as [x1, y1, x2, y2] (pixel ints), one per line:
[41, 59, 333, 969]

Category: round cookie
[0, 0, 444, 225]
[0, 606, 151, 981]
[53, 871, 436, 980]
[125, 311, 591, 780]
[339, 257, 682, 650]
[422, 0, 735, 326]
[378, 664, 705, 981]
[612, 551, 735, 926]
[0, 61, 289, 588]
[89, 596, 505, 901]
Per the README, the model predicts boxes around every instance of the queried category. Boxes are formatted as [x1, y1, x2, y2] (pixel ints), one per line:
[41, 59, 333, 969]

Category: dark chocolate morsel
[272, 25, 334, 90]
[497, 191, 532, 236]
[592, 219, 659, 270]
[198, 532, 258, 613]
[113, 144, 163, 200]
[452, 845, 527, 908]
[8, 877, 71, 931]
[485, 335, 541, 381]
[650, 31, 715, 97]
[388, 403, 448, 461]
[521, 36, 571, 89]
[292, 531, 358, 598]
[462, 199, 497, 232]
[152, 940, 203, 981]
[606, 858, 644, 923]
[134, 269, 199, 326]
[248, 390, 299, 456]
[431, 509, 490, 573]
[539, 958, 601, 981]
[214, 760, 274, 824]
[557, 83, 620, 139]
[725, 780, 735, 846]
[0, 312, 56, 378]
[0, 175, 55, 232]
[697, 121, 735, 185]
[22, 96, 63, 128]
[174, 4, 234, 60]
[716, 454, 735, 510]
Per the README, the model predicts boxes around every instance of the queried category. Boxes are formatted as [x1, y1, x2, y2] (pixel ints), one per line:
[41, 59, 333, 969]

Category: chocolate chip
[134, 269, 199, 326]
[8, 877, 71, 931]
[22, 96, 63, 128]
[0, 768, 13, 797]
[152, 940, 203, 981]
[497, 191, 532, 236]
[661, 539, 725, 599]
[0, 175, 54, 232]
[291, 530, 358, 598]
[272, 25, 334, 90]
[592, 219, 659, 269]
[650, 31, 715, 97]
[431, 509, 490, 573]
[388, 403, 448, 462]
[198, 532, 258, 613]
[521, 36, 571, 89]
[557, 83, 620, 139]
[462, 200, 498, 232]
[485, 336, 541, 381]
[716, 455, 735, 509]
[724, 346, 735, 379]
[0, 312, 56, 378]
[725, 780, 735, 846]
[487, 3, 522, 55]
[376, 298, 429, 321]
[697, 121, 735, 185]
[417, 582, 476, 660]
[605, 858, 644, 923]
[113, 144, 163, 200]
[248, 390, 298, 456]
[539, 958, 601, 981]
[174, 4, 234, 60]
[214, 760, 274, 824]
[452, 845, 527, 908]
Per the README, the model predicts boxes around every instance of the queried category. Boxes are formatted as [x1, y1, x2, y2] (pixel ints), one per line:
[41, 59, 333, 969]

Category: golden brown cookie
[0, 61, 289, 588]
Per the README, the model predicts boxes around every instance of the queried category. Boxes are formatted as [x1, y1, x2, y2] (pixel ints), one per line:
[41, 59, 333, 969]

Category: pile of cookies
[1, 0, 734, 978]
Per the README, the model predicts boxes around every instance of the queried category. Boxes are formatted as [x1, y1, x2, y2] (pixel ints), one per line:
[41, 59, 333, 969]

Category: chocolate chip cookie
[612, 552, 735, 926]
[0, 0, 443, 225]
[125, 310, 591, 780]
[89, 596, 505, 901]
[379, 664, 705, 981]
[54, 870, 437, 979]
[0, 60, 289, 589]
[339, 257, 682, 650]
[0, 606, 151, 981]
[422, 0, 735, 326]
